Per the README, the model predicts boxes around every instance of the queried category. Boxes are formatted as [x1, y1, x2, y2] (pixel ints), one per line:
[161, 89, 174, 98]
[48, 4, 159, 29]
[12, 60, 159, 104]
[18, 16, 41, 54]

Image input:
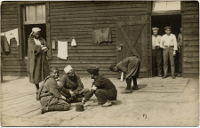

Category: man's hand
[60, 95, 66, 100]
[69, 90, 76, 97]
[42, 46, 48, 52]
[82, 97, 86, 104]
[173, 50, 176, 56]
[91, 85, 97, 90]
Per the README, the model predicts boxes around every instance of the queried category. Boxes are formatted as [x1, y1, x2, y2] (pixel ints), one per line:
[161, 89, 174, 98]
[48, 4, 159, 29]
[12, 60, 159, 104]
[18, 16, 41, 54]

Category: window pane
[152, 1, 181, 11]
[36, 5, 45, 21]
[167, 1, 181, 10]
[152, 2, 167, 11]
[25, 6, 36, 21]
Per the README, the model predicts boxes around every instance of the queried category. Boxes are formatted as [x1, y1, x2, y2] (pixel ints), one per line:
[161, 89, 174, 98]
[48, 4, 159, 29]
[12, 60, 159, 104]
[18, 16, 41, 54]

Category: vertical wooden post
[46, 2, 51, 60]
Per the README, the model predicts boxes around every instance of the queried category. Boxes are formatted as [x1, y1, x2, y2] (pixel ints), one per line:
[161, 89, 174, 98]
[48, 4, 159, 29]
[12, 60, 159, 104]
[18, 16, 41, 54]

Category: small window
[152, 1, 181, 12]
[22, 4, 46, 57]
[23, 4, 46, 24]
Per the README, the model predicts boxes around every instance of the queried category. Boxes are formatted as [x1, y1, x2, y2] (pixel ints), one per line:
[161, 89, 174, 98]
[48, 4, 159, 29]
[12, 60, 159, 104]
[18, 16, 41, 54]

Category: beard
[68, 75, 76, 81]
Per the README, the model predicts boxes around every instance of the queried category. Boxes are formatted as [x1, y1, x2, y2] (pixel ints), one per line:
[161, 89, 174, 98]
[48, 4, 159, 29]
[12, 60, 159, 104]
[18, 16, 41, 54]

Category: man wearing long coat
[27, 27, 50, 91]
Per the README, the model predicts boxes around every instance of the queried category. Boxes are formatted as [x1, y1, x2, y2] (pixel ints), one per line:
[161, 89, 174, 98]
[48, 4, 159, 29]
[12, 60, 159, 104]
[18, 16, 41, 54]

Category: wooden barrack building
[1, 1, 199, 78]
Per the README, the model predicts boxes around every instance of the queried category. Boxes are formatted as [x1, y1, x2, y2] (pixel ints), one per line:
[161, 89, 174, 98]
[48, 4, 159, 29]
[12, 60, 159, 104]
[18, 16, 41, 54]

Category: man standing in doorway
[177, 27, 183, 77]
[152, 27, 162, 77]
[160, 26, 178, 79]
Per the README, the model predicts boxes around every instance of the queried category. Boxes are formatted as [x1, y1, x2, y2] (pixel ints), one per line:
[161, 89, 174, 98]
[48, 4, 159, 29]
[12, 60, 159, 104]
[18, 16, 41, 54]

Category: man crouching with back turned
[37, 67, 71, 114]
[82, 66, 117, 107]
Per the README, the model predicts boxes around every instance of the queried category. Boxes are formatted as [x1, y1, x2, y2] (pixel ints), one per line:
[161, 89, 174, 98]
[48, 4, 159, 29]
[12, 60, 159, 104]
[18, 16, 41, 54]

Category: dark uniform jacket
[37, 76, 69, 107]
[84, 75, 117, 101]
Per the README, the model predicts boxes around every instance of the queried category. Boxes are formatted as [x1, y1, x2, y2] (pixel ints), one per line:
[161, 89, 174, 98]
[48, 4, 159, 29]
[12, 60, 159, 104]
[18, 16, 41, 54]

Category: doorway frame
[17, 2, 51, 60]
[148, 1, 185, 77]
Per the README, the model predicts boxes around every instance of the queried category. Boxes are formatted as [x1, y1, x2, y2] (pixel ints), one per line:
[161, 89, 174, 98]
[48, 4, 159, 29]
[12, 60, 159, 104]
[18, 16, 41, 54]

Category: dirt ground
[1, 76, 199, 126]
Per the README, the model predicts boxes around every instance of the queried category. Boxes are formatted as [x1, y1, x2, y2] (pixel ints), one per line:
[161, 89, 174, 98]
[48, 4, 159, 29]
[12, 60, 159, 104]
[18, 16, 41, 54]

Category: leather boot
[132, 77, 138, 90]
[121, 78, 132, 94]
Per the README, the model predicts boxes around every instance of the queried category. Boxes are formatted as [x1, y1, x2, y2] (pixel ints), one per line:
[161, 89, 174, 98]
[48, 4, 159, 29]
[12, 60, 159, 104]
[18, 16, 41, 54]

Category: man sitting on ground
[58, 65, 89, 102]
[37, 67, 71, 114]
[82, 66, 117, 107]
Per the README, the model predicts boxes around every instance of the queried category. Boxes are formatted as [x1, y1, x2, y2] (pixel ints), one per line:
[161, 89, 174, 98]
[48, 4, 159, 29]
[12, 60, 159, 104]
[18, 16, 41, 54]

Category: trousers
[152, 49, 162, 76]
[163, 47, 175, 76]
[95, 89, 117, 105]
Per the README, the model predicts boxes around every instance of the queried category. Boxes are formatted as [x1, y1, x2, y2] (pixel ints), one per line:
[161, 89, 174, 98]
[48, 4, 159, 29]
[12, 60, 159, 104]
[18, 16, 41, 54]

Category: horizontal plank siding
[49, 1, 148, 77]
[1, 2, 23, 77]
[182, 1, 199, 78]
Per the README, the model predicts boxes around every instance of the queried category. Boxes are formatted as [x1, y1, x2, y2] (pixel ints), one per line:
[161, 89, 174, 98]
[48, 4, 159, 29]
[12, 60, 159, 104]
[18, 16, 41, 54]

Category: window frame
[18, 2, 51, 60]
[152, 1, 181, 12]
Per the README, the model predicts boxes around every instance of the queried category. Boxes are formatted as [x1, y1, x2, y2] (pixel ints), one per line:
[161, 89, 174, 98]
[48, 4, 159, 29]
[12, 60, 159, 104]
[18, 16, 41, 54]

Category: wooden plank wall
[49, 1, 148, 77]
[1, 2, 28, 76]
[182, 1, 199, 78]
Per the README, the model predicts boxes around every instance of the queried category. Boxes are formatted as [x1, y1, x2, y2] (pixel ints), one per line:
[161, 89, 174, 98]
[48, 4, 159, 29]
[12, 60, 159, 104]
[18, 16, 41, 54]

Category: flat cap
[164, 26, 171, 30]
[152, 27, 159, 31]
[86, 66, 99, 74]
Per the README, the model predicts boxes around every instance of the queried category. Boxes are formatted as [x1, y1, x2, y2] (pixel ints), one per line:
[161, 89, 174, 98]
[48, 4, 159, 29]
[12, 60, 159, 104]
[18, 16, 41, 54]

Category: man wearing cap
[160, 26, 178, 79]
[37, 67, 71, 114]
[27, 27, 50, 95]
[58, 65, 89, 102]
[152, 27, 162, 77]
[109, 56, 140, 93]
[82, 66, 117, 107]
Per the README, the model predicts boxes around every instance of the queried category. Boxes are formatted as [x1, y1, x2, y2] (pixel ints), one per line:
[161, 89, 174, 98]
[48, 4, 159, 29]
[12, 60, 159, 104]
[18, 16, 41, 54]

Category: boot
[121, 79, 132, 94]
[132, 77, 138, 90]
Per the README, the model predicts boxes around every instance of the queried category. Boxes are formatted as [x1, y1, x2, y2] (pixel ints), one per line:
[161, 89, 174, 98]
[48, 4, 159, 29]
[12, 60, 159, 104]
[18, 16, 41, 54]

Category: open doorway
[23, 24, 46, 57]
[151, 14, 182, 76]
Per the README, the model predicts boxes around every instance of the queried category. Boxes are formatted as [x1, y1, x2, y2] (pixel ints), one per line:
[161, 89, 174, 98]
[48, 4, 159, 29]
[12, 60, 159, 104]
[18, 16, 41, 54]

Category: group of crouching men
[36, 56, 140, 114]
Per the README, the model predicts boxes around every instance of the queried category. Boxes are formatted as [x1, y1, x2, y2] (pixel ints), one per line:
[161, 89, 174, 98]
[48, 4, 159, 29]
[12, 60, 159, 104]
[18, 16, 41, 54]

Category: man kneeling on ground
[82, 66, 117, 107]
[58, 65, 89, 103]
[37, 67, 71, 114]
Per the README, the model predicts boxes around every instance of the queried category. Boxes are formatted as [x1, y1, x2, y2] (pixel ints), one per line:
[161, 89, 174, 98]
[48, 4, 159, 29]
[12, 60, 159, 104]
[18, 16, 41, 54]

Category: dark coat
[116, 56, 140, 79]
[27, 36, 50, 84]
[37, 76, 69, 107]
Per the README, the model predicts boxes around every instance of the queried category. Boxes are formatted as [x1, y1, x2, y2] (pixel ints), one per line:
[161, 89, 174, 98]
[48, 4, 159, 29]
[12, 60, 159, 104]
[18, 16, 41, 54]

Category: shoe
[158, 74, 162, 77]
[121, 88, 133, 94]
[132, 86, 139, 90]
[162, 76, 167, 79]
[102, 102, 112, 107]
[41, 107, 48, 114]
[172, 76, 176, 79]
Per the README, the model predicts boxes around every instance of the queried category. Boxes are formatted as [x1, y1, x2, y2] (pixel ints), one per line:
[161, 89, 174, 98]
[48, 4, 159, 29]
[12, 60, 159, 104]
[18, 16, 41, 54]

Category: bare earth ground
[1, 76, 199, 126]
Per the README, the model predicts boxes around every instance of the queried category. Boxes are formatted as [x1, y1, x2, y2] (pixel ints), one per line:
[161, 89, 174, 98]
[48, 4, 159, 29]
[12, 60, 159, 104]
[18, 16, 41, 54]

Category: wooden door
[116, 15, 151, 78]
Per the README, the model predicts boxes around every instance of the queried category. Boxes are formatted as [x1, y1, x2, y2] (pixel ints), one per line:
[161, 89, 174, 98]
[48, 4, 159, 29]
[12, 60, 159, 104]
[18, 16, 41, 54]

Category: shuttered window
[24, 5, 46, 24]
[152, 1, 181, 11]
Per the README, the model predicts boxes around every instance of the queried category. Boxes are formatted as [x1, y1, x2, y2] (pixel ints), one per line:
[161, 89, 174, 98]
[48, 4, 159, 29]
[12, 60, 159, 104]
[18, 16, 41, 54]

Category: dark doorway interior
[24, 24, 46, 57]
[151, 14, 182, 75]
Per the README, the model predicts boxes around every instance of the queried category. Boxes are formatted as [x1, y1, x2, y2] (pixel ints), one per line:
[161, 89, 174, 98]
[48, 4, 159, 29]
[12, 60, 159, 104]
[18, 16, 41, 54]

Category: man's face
[153, 30, 158, 35]
[67, 69, 75, 77]
[33, 31, 40, 39]
[165, 29, 171, 35]
[52, 70, 59, 79]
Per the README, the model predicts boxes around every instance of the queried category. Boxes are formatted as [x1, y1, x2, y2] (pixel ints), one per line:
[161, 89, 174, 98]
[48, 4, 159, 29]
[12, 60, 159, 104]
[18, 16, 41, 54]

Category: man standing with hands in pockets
[160, 26, 178, 79]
